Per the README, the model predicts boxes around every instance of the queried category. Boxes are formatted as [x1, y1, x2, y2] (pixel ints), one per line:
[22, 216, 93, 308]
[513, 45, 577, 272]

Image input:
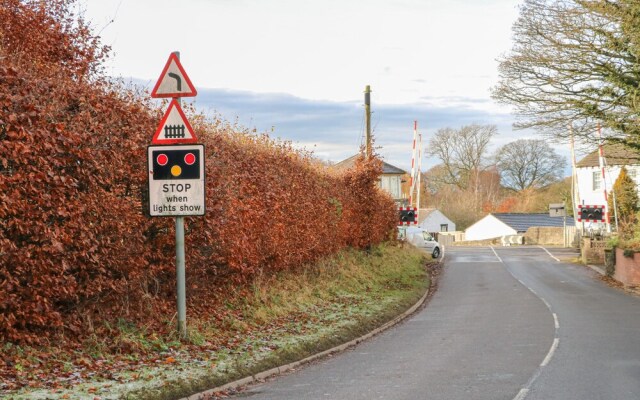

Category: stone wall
[582, 238, 606, 265]
[524, 226, 579, 246]
[451, 237, 501, 246]
[524, 227, 564, 245]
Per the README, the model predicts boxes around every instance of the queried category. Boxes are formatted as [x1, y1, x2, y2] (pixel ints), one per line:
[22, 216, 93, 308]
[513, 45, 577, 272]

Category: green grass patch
[6, 243, 430, 400]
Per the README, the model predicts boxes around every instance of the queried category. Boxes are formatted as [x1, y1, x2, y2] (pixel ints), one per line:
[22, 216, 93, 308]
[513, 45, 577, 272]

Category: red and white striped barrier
[597, 124, 610, 227]
[409, 121, 418, 206]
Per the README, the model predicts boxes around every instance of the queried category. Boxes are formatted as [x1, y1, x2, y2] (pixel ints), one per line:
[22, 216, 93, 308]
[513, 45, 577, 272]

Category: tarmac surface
[502, 246, 640, 399]
[231, 245, 640, 400]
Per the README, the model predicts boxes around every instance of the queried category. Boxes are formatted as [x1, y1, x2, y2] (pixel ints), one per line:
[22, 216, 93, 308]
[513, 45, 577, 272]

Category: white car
[400, 226, 441, 258]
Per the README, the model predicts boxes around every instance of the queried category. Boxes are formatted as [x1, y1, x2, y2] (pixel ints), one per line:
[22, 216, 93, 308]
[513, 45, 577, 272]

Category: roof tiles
[493, 213, 566, 232]
[576, 143, 640, 168]
[332, 154, 407, 175]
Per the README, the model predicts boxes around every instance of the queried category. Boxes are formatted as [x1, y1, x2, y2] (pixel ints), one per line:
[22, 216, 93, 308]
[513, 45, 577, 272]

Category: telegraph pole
[364, 85, 372, 159]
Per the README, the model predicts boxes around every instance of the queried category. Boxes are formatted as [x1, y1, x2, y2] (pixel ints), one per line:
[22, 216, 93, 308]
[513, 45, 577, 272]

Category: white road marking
[513, 388, 530, 400]
[540, 338, 559, 367]
[539, 246, 560, 262]
[490, 246, 503, 262]
[499, 249, 561, 398]
[516, 278, 539, 295]
[541, 297, 552, 310]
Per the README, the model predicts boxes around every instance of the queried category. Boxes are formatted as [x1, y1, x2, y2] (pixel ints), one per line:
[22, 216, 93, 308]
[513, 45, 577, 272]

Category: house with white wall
[575, 143, 640, 231]
[417, 208, 456, 233]
[465, 213, 566, 241]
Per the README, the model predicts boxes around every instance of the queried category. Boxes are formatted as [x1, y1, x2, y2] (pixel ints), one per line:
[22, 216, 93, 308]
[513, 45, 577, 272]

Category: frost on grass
[12, 282, 419, 399]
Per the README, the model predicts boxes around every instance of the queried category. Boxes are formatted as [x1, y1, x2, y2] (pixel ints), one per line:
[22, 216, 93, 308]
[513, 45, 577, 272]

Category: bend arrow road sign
[151, 53, 197, 98]
[148, 144, 205, 217]
[152, 99, 198, 144]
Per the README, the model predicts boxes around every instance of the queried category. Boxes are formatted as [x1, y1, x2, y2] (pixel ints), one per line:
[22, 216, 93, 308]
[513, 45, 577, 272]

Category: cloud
[190, 86, 545, 170]
[131, 84, 547, 172]
[419, 95, 494, 107]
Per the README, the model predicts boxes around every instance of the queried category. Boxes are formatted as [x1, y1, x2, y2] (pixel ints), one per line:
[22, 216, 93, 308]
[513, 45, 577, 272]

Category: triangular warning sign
[152, 99, 198, 144]
[151, 53, 197, 98]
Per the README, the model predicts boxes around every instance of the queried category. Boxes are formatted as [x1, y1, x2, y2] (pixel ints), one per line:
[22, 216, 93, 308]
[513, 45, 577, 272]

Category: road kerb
[181, 254, 440, 400]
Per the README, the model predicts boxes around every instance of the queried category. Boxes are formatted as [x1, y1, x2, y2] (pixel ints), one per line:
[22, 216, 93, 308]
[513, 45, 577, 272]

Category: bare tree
[495, 139, 567, 191]
[492, 0, 640, 148]
[425, 166, 503, 230]
[426, 124, 497, 190]
[426, 124, 498, 222]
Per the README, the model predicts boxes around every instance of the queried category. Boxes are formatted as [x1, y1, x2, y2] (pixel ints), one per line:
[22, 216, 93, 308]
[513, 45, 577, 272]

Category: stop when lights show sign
[148, 144, 206, 216]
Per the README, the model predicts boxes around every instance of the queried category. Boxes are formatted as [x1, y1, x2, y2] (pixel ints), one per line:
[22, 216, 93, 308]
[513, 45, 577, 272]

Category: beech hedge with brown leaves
[0, 0, 398, 344]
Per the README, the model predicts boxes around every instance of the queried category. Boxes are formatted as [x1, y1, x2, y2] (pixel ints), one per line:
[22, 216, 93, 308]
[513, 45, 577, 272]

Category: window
[440, 224, 448, 232]
[379, 176, 401, 199]
[627, 168, 637, 179]
[624, 168, 640, 193]
[422, 232, 434, 242]
[626, 168, 640, 185]
[592, 171, 601, 191]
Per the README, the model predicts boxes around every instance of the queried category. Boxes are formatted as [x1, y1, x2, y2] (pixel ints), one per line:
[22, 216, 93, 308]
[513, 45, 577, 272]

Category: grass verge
[5, 243, 431, 400]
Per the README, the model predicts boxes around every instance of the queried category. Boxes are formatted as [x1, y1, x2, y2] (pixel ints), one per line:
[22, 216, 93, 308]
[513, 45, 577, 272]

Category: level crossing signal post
[148, 51, 202, 339]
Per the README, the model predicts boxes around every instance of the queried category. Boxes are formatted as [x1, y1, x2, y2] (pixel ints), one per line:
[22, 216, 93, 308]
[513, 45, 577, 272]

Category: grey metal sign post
[176, 214, 186, 337]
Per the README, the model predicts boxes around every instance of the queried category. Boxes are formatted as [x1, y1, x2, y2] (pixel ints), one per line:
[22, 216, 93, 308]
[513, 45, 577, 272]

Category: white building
[465, 213, 565, 241]
[575, 143, 640, 230]
[417, 208, 456, 233]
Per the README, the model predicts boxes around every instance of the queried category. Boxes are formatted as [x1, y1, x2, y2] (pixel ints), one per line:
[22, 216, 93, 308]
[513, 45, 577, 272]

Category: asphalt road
[231, 246, 640, 400]
[501, 246, 640, 399]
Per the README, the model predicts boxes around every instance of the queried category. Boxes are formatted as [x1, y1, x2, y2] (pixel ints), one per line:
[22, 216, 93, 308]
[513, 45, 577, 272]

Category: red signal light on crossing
[577, 204, 605, 222]
[157, 153, 169, 166]
[151, 148, 200, 180]
[398, 207, 418, 226]
[184, 152, 196, 165]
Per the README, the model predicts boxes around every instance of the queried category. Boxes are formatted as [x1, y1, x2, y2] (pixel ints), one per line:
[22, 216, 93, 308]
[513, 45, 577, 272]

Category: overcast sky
[80, 0, 564, 172]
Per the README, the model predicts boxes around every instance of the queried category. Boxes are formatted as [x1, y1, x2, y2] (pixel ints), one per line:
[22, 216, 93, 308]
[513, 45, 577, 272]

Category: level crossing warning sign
[148, 144, 205, 216]
[152, 99, 198, 144]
